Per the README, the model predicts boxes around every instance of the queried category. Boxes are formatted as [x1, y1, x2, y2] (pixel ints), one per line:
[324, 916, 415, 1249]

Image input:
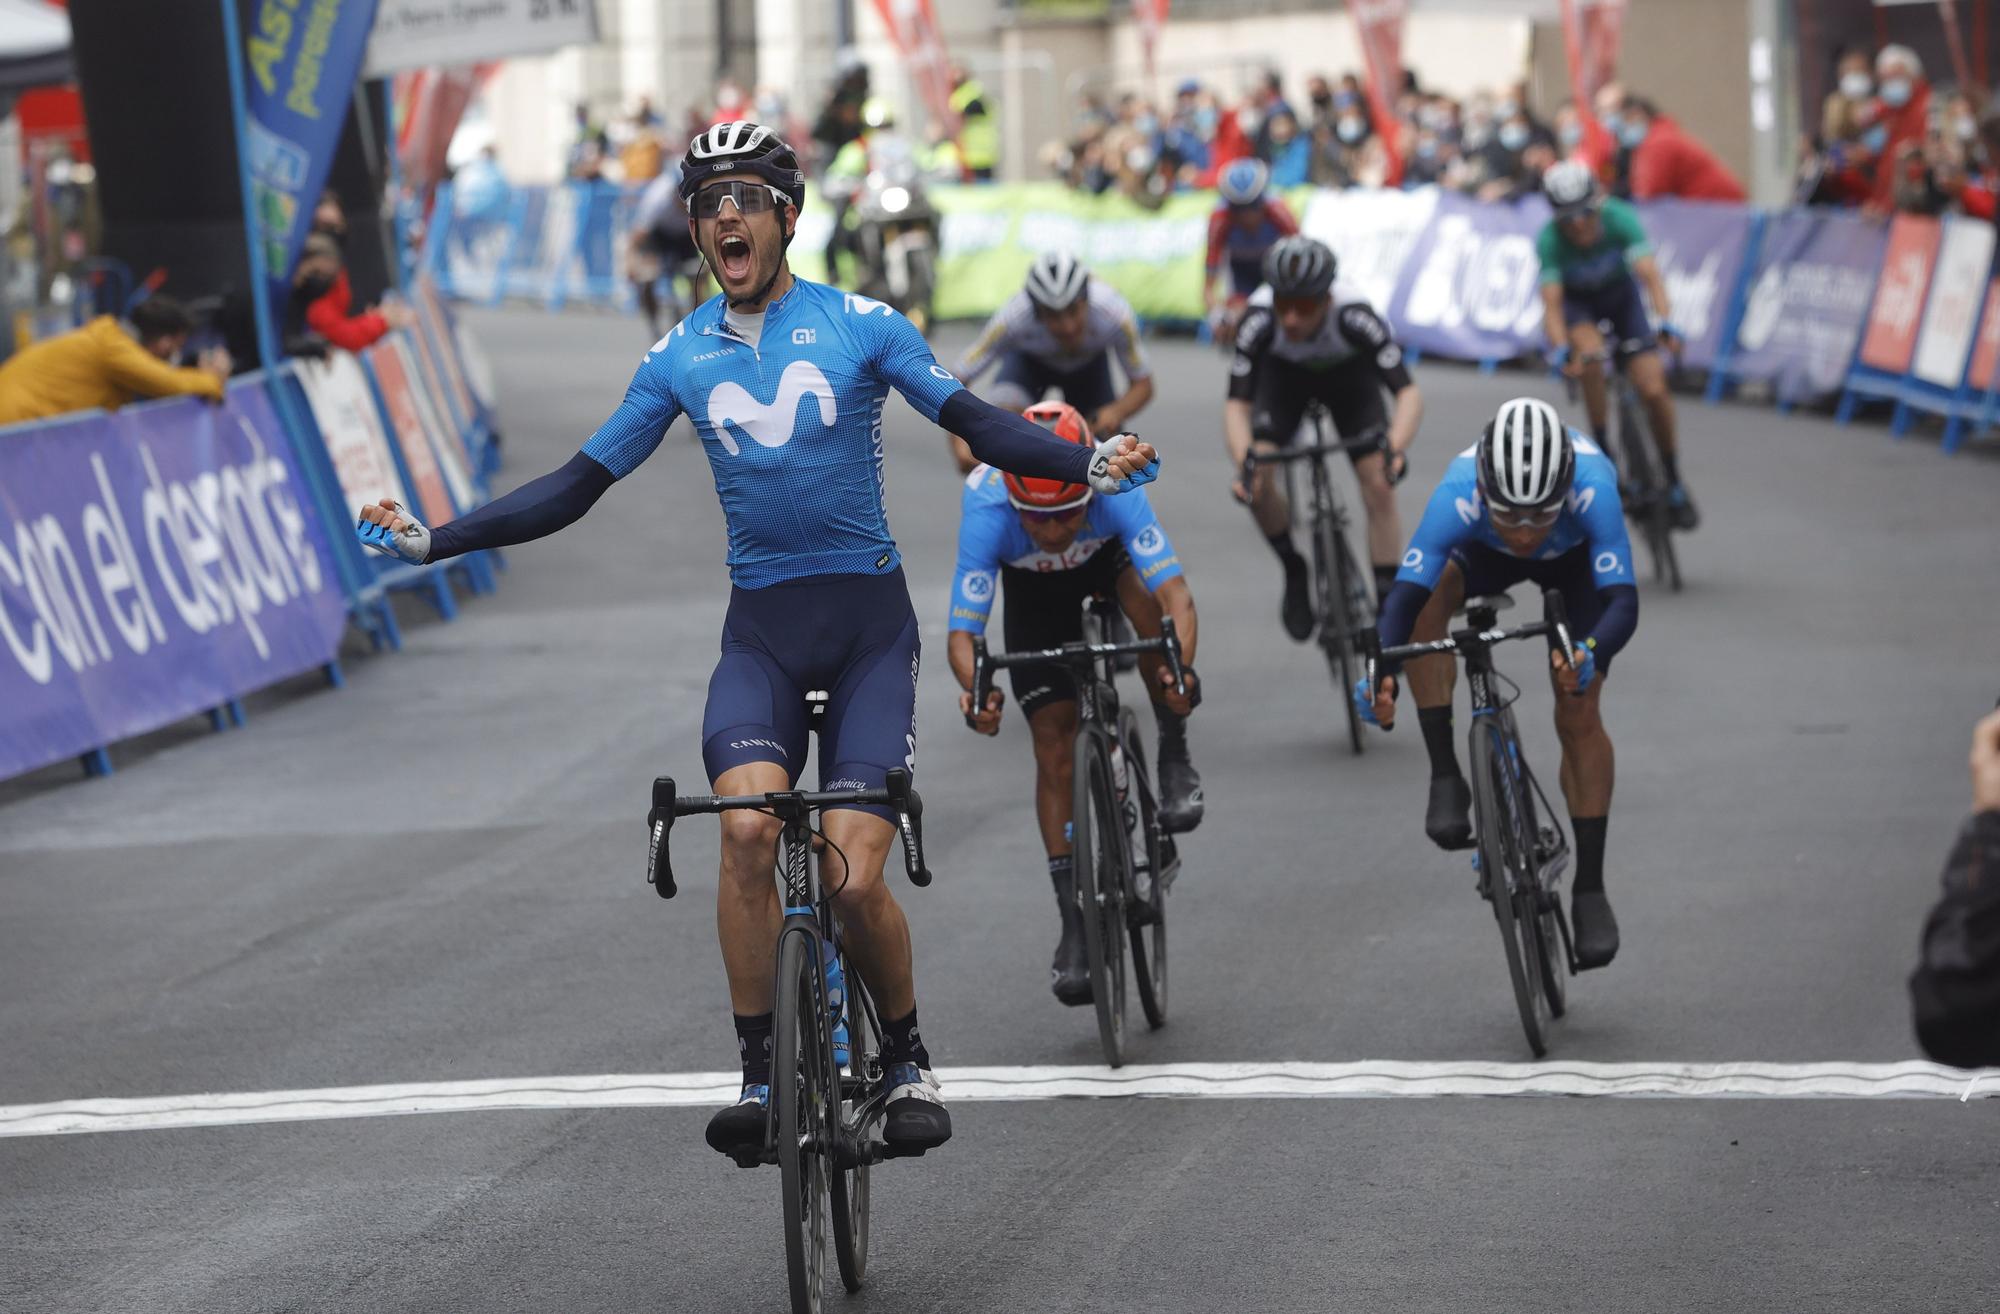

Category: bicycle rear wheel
[1470, 722, 1554, 1057]
[1072, 731, 1129, 1066]
[1119, 707, 1168, 1029]
[829, 971, 875, 1293]
[773, 928, 834, 1314]
[1616, 387, 1680, 592]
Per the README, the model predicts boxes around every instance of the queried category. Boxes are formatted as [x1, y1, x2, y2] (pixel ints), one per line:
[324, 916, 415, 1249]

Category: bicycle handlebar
[1359, 588, 1578, 722]
[646, 766, 933, 900]
[966, 615, 1185, 728]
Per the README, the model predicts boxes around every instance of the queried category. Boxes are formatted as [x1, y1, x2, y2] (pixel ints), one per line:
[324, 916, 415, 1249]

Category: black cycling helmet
[1263, 235, 1337, 299]
[678, 122, 808, 219]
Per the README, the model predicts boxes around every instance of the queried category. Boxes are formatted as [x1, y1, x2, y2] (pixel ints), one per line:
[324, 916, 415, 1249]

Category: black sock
[1590, 422, 1609, 452]
[1572, 816, 1608, 894]
[880, 1008, 932, 1070]
[1659, 451, 1682, 485]
[1154, 706, 1188, 754]
[1372, 562, 1399, 604]
[734, 1012, 774, 1087]
[1417, 705, 1461, 781]
[1266, 531, 1303, 568]
[1048, 852, 1074, 900]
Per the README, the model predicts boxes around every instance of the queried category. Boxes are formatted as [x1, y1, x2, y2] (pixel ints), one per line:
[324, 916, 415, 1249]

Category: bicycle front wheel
[773, 928, 834, 1314]
[1072, 731, 1129, 1066]
[1119, 707, 1168, 1029]
[1470, 722, 1554, 1057]
[829, 971, 875, 1293]
[1324, 520, 1368, 756]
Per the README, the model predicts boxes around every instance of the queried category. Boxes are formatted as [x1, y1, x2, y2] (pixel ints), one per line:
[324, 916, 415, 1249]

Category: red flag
[1349, 0, 1405, 186]
[871, 0, 959, 133]
[1559, 0, 1624, 175]
[1132, 0, 1171, 82]
[395, 64, 497, 193]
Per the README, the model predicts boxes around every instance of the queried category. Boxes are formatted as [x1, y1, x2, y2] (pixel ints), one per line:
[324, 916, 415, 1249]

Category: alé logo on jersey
[706, 361, 837, 456]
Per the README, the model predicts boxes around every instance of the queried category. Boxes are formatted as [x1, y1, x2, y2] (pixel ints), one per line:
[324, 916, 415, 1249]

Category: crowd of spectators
[1042, 67, 1743, 208]
[1800, 43, 2000, 218]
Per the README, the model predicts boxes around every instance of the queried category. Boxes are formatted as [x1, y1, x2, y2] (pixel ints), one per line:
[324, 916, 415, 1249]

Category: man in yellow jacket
[0, 297, 231, 427]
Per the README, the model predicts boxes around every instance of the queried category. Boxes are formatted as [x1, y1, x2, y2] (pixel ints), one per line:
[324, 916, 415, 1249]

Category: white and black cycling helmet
[1263, 235, 1337, 300]
[1218, 157, 1270, 207]
[1477, 397, 1575, 513]
[678, 122, 808, 217]
[1542, 160, 1601, 218]
[1024, 249, 1090, 312]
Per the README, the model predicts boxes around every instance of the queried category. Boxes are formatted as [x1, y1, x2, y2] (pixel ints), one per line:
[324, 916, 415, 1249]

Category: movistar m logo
[706, 361, 837, 455]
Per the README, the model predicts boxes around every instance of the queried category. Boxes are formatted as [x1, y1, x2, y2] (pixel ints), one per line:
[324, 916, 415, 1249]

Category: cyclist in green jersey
[1536, 161, 1697, 529]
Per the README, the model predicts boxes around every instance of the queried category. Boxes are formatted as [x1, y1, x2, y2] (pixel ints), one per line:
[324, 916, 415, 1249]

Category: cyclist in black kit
[1223, 235, 1424, 641]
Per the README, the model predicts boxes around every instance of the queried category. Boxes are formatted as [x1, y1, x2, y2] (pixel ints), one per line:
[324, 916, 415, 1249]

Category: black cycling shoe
[1280, 557, 1314, 642]
[1157, 749, 1205, 834]
[880, 1063, 952, 1154]
[1425, 774, 1475, 851]
[704, 1083, 770, 1160]
[1051, 915, 1092, 1006]
[1667, 484, 1700, 531]
[1570, 890, 1621, 969]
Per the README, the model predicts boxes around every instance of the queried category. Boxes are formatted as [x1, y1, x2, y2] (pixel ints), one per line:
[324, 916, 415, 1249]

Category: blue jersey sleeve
[861, 300, 965, 423]
[580, 343, 685, 478]
[1104, 489, 1182, 592]
[1574, 472, 1637, 591]
[948, 471, 1007, 634]
[1395, 467, 1478, 592]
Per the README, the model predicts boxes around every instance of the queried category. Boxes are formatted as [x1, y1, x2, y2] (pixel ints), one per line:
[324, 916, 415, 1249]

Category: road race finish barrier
[425, 181, 2000, 452]
[0, 301, 504, 782]
[1944, 277, 2000, 452]
[0, 385, 348, 781]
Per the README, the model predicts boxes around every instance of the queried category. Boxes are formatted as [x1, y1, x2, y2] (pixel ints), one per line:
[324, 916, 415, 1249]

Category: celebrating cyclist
[1357, 397, 1636, 969]
[353, 123, 1162, 1159]
[1536, 160, 1697, 529]
[1224, 234, 1423, 643]
[1203, 158, 1298, 342]
[947, 250, 1154, 474]
[947, 401, 1202, 1004]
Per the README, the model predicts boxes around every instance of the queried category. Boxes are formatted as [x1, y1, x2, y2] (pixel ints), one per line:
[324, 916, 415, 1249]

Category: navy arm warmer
[426, 451, 616, 563]
[940, 389, 1095, 485]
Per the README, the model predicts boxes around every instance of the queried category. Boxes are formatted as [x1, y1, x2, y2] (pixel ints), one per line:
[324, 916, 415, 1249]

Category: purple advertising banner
[1386, 190, 1551, 362]
[1637, 199, 1756, 371]
[1724, 208, 1888, 404]
[0, 383, 349, 780]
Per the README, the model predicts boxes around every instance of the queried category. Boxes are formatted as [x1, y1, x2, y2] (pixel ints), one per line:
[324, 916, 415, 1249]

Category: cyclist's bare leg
[1569, 320, 1610, 440]
[1028, 701, 1081, 857]
[714, 759, 791, 1015]
[1353, 449, 1404, 577]
[1247, 440, 1291, 537]
[1405, 560, 1465, 710]
[1626, 348, 1678, 461]
[1551, 675, 1613, 816]
[819, 806, 915, 1020]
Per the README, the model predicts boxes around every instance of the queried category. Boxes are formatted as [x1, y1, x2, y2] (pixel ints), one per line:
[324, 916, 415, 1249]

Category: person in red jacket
[296, 233, 414, 352]
[1867, 45, 1933, 209]
[1616, 97, 1746, 202]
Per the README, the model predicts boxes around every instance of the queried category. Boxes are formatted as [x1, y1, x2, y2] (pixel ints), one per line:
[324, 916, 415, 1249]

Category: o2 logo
[1595, 551, 1624, 576]
[1402, 547, 1424, 570]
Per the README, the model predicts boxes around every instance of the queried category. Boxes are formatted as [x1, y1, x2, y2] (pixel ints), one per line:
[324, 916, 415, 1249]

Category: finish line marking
[3, 1061, 1994, 1139]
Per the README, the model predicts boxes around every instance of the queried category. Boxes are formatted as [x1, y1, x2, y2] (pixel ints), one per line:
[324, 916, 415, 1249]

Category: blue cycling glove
[1569, 640, 1597, 694]
[1089, 436, 1161, 494]
[1546, 344, 1571, 371]
[356, 503, 433, 564]
[1352, 677, 1380, 726]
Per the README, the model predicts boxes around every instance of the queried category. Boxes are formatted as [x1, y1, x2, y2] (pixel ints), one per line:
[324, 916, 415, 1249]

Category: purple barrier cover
[1387, 190, 1551, 362]
[0, 384, 349, 780]
[1638, 199, 1756, 370]
[1725, 208, 1888, 403]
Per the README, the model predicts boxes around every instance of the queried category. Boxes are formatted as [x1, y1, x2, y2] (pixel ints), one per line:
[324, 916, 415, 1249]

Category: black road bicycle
[1362, 589, 1581, 1057]
[1577, 332, 1682, 593]
[647, 768, 932, 1314]
[1245, 412, 1387, 755]
[968, 599, 1186, 1066]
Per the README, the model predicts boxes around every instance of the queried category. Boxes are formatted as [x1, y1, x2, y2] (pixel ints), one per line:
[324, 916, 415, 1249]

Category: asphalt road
[4, 304, 1997, 1312]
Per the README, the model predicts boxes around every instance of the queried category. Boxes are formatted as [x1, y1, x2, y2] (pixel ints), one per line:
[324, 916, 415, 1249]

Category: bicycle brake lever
[1160, 615, 1187, 698]
[648, 776, 677, 899]
[885, 768, 933, 887]
[1542, 588, 1576, 670]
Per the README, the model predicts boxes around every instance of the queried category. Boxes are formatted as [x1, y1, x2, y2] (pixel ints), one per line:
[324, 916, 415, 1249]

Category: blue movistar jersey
[1396, 435, 1635, 592]
[581, 279, 965, 588]
[948, 465, 1182, 634]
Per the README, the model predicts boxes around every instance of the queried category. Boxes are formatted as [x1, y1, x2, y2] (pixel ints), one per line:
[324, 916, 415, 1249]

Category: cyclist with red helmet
[947, 402, 1203, 1005]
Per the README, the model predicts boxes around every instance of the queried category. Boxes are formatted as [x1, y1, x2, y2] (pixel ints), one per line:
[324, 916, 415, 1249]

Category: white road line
[3, 1061, 1995, 1139]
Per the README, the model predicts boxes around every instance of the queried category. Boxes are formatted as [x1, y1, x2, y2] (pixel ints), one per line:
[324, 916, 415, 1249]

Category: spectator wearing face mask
[1909, 708, 2000, 1068]
[297, 231, 415, 353]
[1262, 108, 1311, 186]
[1163, 81, 1212, 179]
[1618, 96, 1746, 202]
[1869, 46, 1933, 208]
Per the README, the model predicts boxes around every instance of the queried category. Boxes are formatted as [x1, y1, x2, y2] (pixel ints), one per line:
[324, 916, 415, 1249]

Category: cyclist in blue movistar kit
[947, 401, 1202, 1005]
[354, 124, 1162, 1160]
[1355, 397, 1637, 970]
